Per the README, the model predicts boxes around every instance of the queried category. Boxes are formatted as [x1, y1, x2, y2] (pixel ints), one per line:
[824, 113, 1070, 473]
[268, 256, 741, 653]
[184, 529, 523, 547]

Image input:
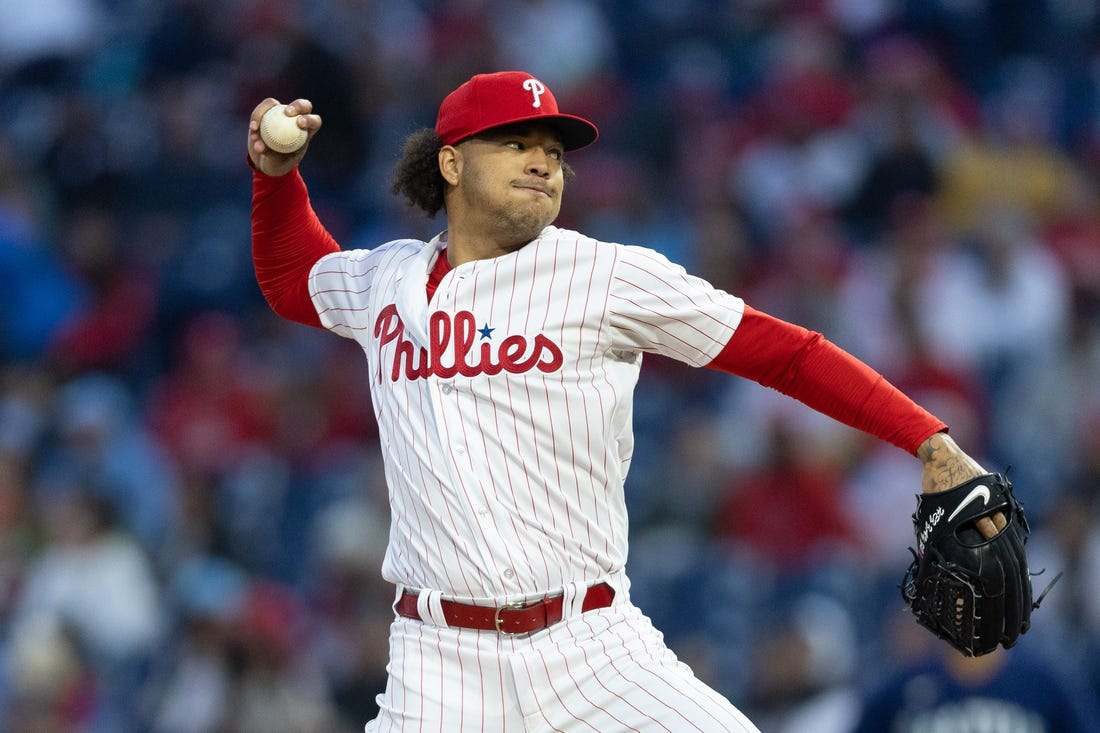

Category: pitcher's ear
[439, 145, 461, 186]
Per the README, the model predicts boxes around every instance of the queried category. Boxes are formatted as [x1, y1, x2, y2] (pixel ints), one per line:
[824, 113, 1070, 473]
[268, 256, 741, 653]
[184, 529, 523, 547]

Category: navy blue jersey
[851, 650, 1099, 733]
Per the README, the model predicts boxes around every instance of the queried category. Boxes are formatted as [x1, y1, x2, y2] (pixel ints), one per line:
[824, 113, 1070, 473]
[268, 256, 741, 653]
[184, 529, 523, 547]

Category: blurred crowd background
[3, 0, 1100, 731]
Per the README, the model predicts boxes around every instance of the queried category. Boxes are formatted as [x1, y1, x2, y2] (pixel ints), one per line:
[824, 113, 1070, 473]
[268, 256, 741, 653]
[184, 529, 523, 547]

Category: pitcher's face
[446, 124, 566, 251]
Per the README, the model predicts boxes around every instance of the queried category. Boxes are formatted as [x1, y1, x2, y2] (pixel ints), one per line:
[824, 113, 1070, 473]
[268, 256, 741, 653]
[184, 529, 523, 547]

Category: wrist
[918, 432, 986, 494]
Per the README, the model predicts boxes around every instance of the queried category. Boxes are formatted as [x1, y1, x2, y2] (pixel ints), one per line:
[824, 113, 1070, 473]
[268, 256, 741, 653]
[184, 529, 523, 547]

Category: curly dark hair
[391, 126, 577, 219]
[391, 128, 446, 218]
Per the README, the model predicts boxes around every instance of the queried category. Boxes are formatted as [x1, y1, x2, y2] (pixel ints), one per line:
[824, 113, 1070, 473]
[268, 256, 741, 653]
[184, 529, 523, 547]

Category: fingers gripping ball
[900, 472, 1057, 656]
[260, 104, 308, 154]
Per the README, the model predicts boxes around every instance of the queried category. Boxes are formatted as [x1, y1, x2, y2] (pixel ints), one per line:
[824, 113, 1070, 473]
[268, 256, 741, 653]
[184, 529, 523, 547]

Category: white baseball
[260, 104, 308, 154]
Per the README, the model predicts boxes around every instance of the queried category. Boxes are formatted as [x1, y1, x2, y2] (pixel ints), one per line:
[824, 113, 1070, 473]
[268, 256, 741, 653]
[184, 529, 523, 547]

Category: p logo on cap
[435, 71, 598, 151]
[522, 78, 546, 108]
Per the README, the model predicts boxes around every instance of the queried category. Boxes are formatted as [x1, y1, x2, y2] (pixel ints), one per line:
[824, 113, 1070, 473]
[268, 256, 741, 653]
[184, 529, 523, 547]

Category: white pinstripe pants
[364, 602, 759, 733]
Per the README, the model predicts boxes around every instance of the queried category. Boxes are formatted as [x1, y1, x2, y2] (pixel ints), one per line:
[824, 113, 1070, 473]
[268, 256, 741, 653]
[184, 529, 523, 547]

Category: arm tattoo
[917, 433, 985, 494]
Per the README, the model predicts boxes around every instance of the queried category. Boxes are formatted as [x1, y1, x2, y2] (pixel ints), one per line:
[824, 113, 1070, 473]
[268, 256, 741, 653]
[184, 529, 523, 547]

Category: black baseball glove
[901, 472, 1055, 656]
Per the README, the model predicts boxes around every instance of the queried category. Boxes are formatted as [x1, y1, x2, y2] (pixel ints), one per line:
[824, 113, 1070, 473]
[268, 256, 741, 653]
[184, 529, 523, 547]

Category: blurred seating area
[2, 1, 1100, 731]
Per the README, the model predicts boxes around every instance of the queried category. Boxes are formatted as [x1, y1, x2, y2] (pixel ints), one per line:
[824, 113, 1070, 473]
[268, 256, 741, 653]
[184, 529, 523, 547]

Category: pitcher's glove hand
[901, 472, 1055, 656]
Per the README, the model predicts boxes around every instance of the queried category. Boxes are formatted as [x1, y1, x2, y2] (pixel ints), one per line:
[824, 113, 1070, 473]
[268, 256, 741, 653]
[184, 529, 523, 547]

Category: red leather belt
[396, 582, 615, 635]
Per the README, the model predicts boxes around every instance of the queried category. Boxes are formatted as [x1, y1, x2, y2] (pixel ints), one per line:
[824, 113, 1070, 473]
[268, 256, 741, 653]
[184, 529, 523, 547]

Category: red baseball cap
[435, 71, 599, 151]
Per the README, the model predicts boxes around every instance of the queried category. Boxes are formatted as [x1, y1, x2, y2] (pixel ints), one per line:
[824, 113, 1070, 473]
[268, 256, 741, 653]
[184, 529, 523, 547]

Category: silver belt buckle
[493, 601, 530, 636]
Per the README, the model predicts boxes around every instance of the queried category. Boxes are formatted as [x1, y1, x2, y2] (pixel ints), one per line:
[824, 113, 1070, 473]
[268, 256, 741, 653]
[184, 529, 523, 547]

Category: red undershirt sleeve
[706, 305, 948, 455]
[251, 165, 340, 328]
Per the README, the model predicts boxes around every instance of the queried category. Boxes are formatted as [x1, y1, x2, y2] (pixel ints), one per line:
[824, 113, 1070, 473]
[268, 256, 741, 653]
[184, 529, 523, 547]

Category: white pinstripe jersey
[308, 225, 743, 604]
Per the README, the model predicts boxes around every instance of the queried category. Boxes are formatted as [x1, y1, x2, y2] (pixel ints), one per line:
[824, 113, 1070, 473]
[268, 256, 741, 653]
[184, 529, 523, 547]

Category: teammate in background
[850, 641, 1099, 732]
[247, 71, 1003, 732]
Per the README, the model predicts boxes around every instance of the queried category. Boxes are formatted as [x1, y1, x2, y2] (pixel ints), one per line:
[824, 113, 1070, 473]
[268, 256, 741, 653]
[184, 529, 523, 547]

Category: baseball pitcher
[247, 71, 1040, 732]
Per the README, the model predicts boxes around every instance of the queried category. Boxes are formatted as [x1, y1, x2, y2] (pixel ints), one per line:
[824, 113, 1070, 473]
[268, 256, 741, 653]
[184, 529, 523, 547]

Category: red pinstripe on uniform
[307, 226, 756, 731]
[309, 227, 741, 600]
[367, 605, 757, 732]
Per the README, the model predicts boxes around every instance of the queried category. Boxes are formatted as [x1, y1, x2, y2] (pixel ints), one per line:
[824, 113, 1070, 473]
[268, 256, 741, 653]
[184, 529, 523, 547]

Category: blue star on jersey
[479, 323, 495, 340]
